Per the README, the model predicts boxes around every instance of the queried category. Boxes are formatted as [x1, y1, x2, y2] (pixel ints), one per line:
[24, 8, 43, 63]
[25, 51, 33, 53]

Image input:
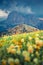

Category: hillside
[8, 24, 39, 35]
[0, 31, 43, 65]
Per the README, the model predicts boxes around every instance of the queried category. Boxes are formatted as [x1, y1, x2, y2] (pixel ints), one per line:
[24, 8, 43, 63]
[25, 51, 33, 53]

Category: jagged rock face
[8, 24, 39, 35]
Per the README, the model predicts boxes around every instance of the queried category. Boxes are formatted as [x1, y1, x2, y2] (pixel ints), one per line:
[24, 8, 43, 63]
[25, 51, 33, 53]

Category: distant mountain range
[0, 11, 43, 35]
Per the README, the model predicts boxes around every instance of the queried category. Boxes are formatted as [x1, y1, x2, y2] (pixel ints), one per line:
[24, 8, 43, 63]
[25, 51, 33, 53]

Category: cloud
[15, 7, 34, 14]
[39, 18, 43, 20]
[0, 9, 10, 21]
[0, 9, 9, 18]
[14, 6, 35, 14]
[10, 5, 35, 14]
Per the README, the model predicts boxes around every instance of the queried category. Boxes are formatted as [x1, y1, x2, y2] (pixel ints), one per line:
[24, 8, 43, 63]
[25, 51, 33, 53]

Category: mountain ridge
[8, 24, 39, 35]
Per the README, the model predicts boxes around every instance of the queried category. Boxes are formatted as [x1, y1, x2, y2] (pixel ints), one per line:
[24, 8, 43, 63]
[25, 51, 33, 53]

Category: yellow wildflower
[0, 43, 2, 47]
[9, 44, 15, 49]
[32, 35, 36, 38]
[35, 40, 43, 47]
[28, 45, 33, 53]
[35, 51, 39, 57]
[19, 45, 22, 48]
[35, 34, 39, 37]
[24, 56, 30, 62]
[35, 37, 39, 41]
[14, 58, 20, 65]
[12, 39, 17, 44]
[15, 45, 20, 50]
[27, 42, 31, 47]
[33, 44, 37, 48]
[10, 49, 16, 54]
[8, 58, 14, 65]
[16, 49, 21, 55]
[29, 36, 32, 40]
[33, 44, 40, 50]
[2, 59, 6, 65]
[22, 51, 29, 57]
[7, 44, 16, 54]
[21, 38, 24, 43]
[7, 48, 16, 54]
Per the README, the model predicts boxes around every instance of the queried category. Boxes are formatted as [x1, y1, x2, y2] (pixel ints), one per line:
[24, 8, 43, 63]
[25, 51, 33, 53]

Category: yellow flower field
[0, 30, 43, 65]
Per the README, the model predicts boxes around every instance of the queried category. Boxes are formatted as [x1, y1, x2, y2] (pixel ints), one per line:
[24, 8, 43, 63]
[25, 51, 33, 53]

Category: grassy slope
[0, 30, 43, 65]
[0, 30, 43, 47]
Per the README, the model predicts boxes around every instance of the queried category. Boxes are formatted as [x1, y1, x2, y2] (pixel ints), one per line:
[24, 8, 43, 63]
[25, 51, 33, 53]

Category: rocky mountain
[6, 11, 43, 30]
[0, 11, 43, 35]
[8, 24, 39, 35]
[6, 11, 39, 28]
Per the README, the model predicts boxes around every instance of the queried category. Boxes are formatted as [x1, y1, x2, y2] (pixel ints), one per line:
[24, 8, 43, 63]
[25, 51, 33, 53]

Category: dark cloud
[0, 0, 43, 17]
[0, 0, 43, 10]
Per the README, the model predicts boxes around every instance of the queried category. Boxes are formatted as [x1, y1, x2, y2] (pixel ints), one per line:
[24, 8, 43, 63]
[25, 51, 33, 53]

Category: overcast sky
[0, 0, 43, 21]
